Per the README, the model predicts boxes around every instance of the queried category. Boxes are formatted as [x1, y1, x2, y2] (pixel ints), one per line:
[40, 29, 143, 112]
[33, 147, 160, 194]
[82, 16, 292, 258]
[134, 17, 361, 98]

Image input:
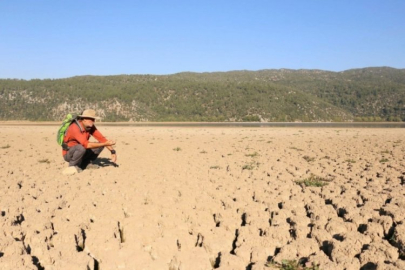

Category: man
[62, 109, 117, 172]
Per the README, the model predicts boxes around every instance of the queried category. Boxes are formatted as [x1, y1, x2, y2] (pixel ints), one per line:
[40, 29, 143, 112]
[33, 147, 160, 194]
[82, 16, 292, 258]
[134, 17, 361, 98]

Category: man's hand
[104, 140, 116, 146]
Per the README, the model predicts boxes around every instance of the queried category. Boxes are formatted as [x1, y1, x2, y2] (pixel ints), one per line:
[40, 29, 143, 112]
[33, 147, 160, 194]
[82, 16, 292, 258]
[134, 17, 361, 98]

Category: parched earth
[1, 125, 405, 269]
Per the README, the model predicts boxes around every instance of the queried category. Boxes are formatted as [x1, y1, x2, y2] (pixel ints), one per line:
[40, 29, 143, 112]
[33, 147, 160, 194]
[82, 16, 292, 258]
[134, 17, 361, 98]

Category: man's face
[82, 118, 95, 131]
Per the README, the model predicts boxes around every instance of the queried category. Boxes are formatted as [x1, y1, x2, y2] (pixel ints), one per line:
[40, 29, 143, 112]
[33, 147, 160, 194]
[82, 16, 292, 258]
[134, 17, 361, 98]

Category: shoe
[62, 166, 82, 176]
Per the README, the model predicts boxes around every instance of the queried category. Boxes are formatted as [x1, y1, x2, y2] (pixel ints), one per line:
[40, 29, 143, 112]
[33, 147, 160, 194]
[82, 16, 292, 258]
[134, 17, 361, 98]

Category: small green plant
[380, 150, 390, 154]
[173, 147, 181, 151]
[380, 158, 389, 163]
[38, 159, 50, 164]
[1, 144, 10, 149]
[242, 164, 254, 170]
[295, 174, 329, 187]
[245, 152, 259, 157]
[210, 166, 221, 169]
[200, 150, 207, 154]
[303, 156, 315, 162]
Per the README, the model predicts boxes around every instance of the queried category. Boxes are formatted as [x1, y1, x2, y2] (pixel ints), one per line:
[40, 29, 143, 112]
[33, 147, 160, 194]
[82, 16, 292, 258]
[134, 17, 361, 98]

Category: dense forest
[0, 67, 404, 122]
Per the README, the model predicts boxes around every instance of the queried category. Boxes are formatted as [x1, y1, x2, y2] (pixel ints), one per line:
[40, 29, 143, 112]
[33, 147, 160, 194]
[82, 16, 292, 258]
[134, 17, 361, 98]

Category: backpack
[56, 113, 83, 150]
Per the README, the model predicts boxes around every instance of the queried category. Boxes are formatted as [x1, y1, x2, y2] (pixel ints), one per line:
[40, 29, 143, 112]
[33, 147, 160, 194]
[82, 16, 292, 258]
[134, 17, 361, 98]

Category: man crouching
[62, 109, 117, 173]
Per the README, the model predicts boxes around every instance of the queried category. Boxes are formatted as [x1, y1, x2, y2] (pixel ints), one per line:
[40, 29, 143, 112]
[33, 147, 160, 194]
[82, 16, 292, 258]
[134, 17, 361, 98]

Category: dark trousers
[63, 144, 104, 169]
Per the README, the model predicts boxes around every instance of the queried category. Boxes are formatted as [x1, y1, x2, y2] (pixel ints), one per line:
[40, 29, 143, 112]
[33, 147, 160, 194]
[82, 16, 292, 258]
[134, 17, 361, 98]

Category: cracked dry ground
[1, 126, 405, 269]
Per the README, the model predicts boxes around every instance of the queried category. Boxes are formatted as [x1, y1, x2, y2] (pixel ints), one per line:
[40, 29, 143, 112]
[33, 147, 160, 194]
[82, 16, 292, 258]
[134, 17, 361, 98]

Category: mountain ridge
[0, 67, 404, 122]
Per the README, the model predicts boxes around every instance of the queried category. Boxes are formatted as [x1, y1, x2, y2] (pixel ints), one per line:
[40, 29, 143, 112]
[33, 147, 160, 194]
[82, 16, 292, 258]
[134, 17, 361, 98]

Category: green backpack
[57, 113, 83, 149]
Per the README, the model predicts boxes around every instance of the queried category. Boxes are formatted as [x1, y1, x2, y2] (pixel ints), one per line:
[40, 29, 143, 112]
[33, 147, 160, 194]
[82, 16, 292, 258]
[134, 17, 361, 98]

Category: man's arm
[87, 140, 117, 163]
[87, 140, 115, 149]
[90, 128, 117, 163]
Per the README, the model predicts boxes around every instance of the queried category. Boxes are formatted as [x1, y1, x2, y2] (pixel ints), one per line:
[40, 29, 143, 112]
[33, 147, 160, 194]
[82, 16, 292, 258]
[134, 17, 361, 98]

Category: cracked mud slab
[1, 125, 405, 269]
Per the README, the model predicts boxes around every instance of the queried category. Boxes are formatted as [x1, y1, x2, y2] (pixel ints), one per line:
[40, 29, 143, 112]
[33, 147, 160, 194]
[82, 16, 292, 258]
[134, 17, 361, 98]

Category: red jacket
[62, 121, 107, 156]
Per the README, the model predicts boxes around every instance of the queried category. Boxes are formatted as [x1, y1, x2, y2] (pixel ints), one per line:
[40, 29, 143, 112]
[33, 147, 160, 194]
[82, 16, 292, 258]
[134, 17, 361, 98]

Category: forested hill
[0, 67, 404, 122]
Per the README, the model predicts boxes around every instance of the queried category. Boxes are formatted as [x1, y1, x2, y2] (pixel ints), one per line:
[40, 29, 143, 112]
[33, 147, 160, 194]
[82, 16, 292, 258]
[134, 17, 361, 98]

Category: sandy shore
[1, 125, 405, 269]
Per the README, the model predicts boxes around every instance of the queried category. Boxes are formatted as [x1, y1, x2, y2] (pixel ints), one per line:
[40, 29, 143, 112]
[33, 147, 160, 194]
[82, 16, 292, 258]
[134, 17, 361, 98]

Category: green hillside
[0, 67, 404, 122]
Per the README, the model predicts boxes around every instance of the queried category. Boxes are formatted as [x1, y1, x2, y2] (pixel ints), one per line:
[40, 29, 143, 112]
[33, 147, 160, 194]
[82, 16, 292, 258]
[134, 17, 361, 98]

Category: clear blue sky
[1, 1, 404, 79]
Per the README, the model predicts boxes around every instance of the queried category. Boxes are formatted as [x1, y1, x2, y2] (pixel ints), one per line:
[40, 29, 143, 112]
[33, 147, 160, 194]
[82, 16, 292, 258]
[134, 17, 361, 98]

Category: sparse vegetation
[266, 259, 320, 270]
[242, 161, 260, 171]
[345, 159, 356, 163]
[380, 158, 389, 163]
[242, 164, 254, 170]
[245, 152, 259, 157]
[173, 147, 181, 151]
[303, 156, 315, 162]
[295, 174, 329, 187]
[38, 158, 50, 164]
[1, 144, 10, 149]
[210, 166, 221, 169]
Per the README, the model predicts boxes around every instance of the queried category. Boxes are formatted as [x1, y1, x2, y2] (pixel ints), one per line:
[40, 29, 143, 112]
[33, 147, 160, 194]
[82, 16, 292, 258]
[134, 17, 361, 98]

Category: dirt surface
[1, 125, 405, 269]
